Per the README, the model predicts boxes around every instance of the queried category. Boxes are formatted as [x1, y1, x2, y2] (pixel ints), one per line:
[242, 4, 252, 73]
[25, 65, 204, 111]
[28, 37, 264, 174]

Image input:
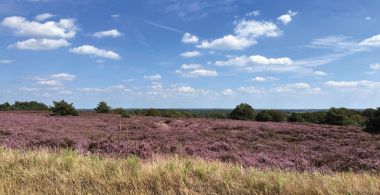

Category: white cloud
[237, 86, 262, 94]
[313, 71, 328, 76]
[144, 74, 162, 81]
[36, 79, 63, 87]
[69, 45, 121, 60]
[111, 14, 120, 18]
[359, 34, 380, 47]
[275, 83, 321, 94]
[182, 33, 199, 44]
[277, 10, 298, 25]
[19, 87, 40, 92]
[10, 39, 69, 50]
[215, 55, 293, 66]
[246, 10, 260, 17]
[78, 85, 130, 93]
[370, 63, 380, 70]
[325, 80, 380, 89]
[93, 29, 123, 38]
[176, 64, 218, 77]
[234, 19, 282, 38]
[365, 17, 372, 21]
[1, 16, 77, 39]
[35, 13, 55, 21]
[181, 64, 202, 70]
[180, 50, 201, 58]
[196, 19, 281, 50]
[197, 35, 256, 50]
[0, 59, 13, 64]
[222, 89, 235, 96]
[174, 86, 196, 93]
[252, 76, 278, 82]
[50, 73, 76, 81]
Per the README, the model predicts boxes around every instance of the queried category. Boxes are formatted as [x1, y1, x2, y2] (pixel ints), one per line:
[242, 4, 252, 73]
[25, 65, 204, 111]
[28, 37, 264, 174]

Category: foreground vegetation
[0, 148, 378, 195]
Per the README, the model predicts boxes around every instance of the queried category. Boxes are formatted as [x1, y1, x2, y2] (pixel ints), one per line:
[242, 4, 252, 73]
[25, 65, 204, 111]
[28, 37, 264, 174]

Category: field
[0, 148, 378, 194]
[0, 111, 379, 173]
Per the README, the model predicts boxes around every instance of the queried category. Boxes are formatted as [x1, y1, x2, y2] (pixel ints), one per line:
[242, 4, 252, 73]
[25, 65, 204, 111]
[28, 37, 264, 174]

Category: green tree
[0, 102, 12, 111]
[256, 110, 272, 122]
[51, 100, 78, 116]
[229, 103, 255, 120]
[365, 108, 380, 134]
[94, 101, 111, 113]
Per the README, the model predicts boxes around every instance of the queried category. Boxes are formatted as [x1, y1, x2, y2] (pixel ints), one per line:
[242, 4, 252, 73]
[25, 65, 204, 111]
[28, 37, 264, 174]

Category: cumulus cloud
[77, 85, 130, 93]
[197, 19, 281, 50]
[275, 83, 321, 94]
[69, 45, 121, 60]
[237, 86, 262, 94]
[197, 35, 256, 50]
[176, 64, 218, 77]
[252, 76, 278, 82]
[93, 29, 123, 38]
[313, 71, 328, 76]
[50, 73, 76, 81]
[222, 89, 235, 96]
[10, 38, 69, 50]
[246, 10, 260, 17]
[1, 16, 77, 39]
[182, 33, 199, 44]
[277, 10, 298, 25]
[325, 80, 380, 89]
[180, 50, 201, 58]
[215, 55, 293, 67]
[360, 35, 380, 47]
[35, 13, 55, 21]
[370, 63, 380, 70]
[174, 86, 196, 93]
[144, 74, 162, 81]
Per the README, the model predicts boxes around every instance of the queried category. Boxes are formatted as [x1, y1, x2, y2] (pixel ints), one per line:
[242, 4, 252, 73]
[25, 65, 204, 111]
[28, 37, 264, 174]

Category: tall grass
[0, 148, 378, 194]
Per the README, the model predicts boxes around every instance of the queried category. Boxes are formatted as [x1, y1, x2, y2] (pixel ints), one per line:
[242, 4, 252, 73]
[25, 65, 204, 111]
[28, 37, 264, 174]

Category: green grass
[0, 148, 378, 194]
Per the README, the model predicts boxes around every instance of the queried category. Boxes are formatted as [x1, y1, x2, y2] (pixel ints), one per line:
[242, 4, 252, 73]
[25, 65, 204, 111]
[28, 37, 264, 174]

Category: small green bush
[288, 113, 306, 123]
[365, 108, 380, 134]
[256, 110, 272, 122]
[362, 108, 376, 118]
[0, 102, 12, 111]
[323, 107, 364, 126]
[94, 101, 111, 113]
[229, 103, 255, 120]
[13, 101, 49, 111]
[51, 100, 78, 116]
[121, 112, 131, 118]
[145, 108, 161, 117]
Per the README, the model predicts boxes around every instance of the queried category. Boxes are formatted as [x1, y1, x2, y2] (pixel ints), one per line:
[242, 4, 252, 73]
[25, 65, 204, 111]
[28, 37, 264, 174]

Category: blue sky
[1, 0, 380, 109]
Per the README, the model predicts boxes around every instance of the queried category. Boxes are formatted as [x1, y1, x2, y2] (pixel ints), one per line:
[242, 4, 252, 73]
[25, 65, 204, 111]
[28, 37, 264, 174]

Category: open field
[0, 111, 379, 172]
[0, 148, 379, 194]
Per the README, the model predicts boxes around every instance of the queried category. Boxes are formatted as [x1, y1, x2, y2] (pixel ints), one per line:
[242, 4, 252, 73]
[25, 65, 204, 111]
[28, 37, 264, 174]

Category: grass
[0, 148, 378, 194]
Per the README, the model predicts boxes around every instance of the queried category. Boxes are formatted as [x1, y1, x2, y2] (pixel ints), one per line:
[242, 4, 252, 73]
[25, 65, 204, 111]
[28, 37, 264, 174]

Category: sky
[0, 0, 380, 109]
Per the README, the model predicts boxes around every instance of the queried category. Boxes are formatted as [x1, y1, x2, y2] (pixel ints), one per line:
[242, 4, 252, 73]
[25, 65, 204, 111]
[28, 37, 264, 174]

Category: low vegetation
[0, 148, 378, 195]
[0, 101, 49, 111]
[365, 108, 380, 134]
[51, 100, 78, 116]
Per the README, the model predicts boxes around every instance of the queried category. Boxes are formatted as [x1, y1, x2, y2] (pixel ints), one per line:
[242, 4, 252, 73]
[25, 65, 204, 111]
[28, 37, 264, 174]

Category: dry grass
[0, 148, 378, 195]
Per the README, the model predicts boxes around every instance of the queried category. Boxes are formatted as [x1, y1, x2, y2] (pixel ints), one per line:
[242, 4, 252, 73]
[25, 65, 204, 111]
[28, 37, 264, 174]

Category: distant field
[0, 148, 378, 194]
[0, 111, 378, 172]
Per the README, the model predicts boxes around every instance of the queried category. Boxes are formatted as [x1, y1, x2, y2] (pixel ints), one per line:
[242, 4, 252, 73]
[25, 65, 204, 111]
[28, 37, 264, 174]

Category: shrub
[13, 101, 49, 111]
[365, 108, 380, 134]
[288, 113, 306, 123]
[51, 100, 78, 116]
[256, 110, 272, 122]
[323, 107, 364, 126]
[111, 108, 125, 115]
[145, 109, 161, 117]
[268, 110, 287, 122]
[121, 112, 131, 118]
[0, 102, 12, 111]
[362, 108, 376, 118]
[94, 101, 111, 113]
[229, 103, 255, 120]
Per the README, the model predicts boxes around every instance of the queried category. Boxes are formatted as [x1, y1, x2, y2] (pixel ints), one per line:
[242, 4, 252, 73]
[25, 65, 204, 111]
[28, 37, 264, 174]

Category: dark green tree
[229, 103, 255, 120]
[94, 101, 111, 113]
[365, 108, 380, 134]
[51, 100, 78, 116]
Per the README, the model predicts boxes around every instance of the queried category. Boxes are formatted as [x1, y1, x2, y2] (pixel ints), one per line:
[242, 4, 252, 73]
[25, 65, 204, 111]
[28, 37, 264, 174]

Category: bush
[13, 101, 49, 111]
[323, 107, 364, 126]
[229, 103, 255, 120]
[145, 109, 161, 117]
[51, 100, 78, 116]
[362, 108, 376, 118]
[94, 101, 111, 113]
[121, 111, 131, 118]
[256, 110, 272, 122]
[288, 113, 306, 123]
[0, 102, 12, 111]
[111, 108, 125, 115]
[365, 108, 380, 134]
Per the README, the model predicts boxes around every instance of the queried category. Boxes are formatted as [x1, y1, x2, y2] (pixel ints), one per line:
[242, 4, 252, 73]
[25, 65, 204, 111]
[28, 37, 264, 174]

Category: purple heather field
[0, 111, 379, 172]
